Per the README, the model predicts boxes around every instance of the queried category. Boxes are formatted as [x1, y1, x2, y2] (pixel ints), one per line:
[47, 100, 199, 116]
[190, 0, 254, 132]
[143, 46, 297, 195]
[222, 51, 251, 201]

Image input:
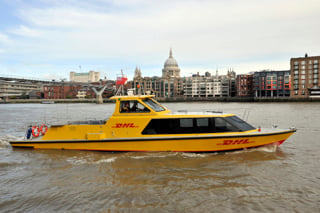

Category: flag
[116, 76, 128, 85]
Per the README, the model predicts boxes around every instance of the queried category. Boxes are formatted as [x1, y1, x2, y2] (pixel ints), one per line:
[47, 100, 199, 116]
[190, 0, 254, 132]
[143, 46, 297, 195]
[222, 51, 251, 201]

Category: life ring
[40, 124, 48, 135]
[32, 126, 40, 137]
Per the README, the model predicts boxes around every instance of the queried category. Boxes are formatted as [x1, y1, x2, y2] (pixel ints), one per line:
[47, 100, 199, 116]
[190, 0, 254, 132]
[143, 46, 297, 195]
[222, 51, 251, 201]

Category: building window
[301, 61, 305, 65]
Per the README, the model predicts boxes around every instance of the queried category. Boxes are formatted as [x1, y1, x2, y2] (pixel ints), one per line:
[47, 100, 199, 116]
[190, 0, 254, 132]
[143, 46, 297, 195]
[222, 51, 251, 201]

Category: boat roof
[110, 95, 155, 100]
[169, 111, 235, 116]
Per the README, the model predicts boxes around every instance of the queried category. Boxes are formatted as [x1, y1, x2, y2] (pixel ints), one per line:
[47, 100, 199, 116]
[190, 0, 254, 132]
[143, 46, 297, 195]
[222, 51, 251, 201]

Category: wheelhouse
[110, 95, 170, 116]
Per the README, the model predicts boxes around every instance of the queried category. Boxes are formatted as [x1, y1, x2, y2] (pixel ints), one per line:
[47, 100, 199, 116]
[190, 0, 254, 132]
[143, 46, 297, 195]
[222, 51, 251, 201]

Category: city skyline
[0, 0, 319, 81]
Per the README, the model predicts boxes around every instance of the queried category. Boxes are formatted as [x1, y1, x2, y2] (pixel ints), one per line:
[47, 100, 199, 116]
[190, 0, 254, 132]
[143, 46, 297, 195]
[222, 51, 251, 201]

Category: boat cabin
[109, 95, 256, 135]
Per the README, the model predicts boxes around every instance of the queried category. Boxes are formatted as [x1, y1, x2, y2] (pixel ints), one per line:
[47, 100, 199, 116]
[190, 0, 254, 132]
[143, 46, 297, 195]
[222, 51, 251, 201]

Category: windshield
[142, 98, 166, 112]
[223, 116, 255, 131]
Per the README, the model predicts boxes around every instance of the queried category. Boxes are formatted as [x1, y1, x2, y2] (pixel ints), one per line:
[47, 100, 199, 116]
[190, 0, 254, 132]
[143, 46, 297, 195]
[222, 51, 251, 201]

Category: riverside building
[183, 70, 236, 98]
[0, 80, 42, 99]
[132, 49, 236, 99]
[253, 70, 291, 97]
[290, 54, 320, 97]
[132, 49, 183, 98]
[70, 71, 100, 83]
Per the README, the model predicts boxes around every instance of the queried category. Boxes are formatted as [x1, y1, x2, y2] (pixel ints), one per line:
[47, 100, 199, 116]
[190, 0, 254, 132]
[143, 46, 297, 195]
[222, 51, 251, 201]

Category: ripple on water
[0, 135, 22, 149]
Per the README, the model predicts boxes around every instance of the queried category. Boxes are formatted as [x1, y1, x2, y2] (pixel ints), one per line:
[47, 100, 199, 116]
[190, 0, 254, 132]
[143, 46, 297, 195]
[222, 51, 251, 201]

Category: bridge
[0, 74, 116, 103]
[0, 74, 62, 84]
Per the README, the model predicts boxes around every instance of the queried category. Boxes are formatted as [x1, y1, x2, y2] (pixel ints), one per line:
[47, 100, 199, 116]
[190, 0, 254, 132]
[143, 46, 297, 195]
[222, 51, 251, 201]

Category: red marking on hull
[272, 140, 285, 146]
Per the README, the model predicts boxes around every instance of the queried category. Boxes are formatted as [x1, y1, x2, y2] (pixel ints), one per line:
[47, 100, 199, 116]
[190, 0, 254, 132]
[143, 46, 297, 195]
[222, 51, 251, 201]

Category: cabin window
[180, 119, 193, 127]
[120, 101, 150, 113]
[223, 116, 255, 131]
[214, 117, 240, 132]
[197, 118, 209, 127]
[142, 98, 165, 112]
[142, 117, 255, 135]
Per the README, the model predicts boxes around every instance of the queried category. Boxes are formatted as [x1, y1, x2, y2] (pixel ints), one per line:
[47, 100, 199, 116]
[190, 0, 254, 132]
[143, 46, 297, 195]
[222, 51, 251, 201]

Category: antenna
[115, 70, 128, 96]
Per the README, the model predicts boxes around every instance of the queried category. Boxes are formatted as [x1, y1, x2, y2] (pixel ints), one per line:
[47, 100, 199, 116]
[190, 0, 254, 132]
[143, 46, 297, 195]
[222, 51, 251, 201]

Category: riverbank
[2, 96, 320, 104]
[0, 98, 113, 104]
[157, 96, 320, 102]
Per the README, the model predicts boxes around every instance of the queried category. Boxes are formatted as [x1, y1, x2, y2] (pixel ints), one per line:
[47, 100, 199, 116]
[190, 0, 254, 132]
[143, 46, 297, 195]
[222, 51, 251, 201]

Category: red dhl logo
[112, 123, 139, 128]
[217, 139, 255, 145]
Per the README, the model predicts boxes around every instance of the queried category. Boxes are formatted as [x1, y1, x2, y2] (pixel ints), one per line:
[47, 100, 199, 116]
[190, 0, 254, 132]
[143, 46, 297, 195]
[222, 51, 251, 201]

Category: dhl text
[112, 123, 139, 128]
[217, 139, 255, 145]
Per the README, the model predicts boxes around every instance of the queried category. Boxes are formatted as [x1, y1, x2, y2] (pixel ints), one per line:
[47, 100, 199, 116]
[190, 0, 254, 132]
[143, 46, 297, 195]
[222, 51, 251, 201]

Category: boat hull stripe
[10, 129, 296, 145]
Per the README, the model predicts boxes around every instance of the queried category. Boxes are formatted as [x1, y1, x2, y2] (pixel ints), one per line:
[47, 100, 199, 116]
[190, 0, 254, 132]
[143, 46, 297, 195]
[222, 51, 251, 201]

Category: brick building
[43, 81, 115, 99]
[43, 84, 90, 99]
[290, 54, 320, 97]
[236, 74, 253, 97]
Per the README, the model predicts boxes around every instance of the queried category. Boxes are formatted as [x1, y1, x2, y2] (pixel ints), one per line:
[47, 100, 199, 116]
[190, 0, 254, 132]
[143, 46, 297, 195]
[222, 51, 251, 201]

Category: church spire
[169, 48, 173, 58]
[134, 66, 142, 78]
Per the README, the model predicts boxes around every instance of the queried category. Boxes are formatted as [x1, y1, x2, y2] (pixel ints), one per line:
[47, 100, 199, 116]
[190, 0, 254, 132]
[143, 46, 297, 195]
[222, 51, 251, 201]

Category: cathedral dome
[164, 49, 179, 67]
[162, 48, 180, 78]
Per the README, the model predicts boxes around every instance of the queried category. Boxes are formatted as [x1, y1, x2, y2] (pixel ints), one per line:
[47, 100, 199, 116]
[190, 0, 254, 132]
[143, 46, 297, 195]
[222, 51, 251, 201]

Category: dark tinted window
[214, 117, 240, 132]
[142, 116, 255, 135]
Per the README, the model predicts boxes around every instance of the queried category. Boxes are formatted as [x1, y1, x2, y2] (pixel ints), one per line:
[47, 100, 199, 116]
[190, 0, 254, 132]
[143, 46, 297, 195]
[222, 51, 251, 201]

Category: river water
[0, 102, 319, 212]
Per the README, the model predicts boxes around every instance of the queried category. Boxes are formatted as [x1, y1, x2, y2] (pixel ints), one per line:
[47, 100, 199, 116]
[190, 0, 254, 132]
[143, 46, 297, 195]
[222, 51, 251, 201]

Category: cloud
[0, 32, 12, 45]
[1, 0, 320, 80]
[10, 25, 42, 37]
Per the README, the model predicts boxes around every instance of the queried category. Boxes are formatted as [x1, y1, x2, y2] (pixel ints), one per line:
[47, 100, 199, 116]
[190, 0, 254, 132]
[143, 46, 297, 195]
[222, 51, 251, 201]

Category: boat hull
[10, 129, 295, 152]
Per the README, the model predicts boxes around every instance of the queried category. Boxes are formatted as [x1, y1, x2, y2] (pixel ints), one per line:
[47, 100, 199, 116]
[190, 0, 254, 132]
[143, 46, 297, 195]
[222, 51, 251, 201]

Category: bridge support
[92, 85, 108, 104]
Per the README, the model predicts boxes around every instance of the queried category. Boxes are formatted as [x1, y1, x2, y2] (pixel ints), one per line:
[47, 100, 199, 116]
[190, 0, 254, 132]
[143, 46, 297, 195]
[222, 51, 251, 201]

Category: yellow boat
[10, 95, 296, 152]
